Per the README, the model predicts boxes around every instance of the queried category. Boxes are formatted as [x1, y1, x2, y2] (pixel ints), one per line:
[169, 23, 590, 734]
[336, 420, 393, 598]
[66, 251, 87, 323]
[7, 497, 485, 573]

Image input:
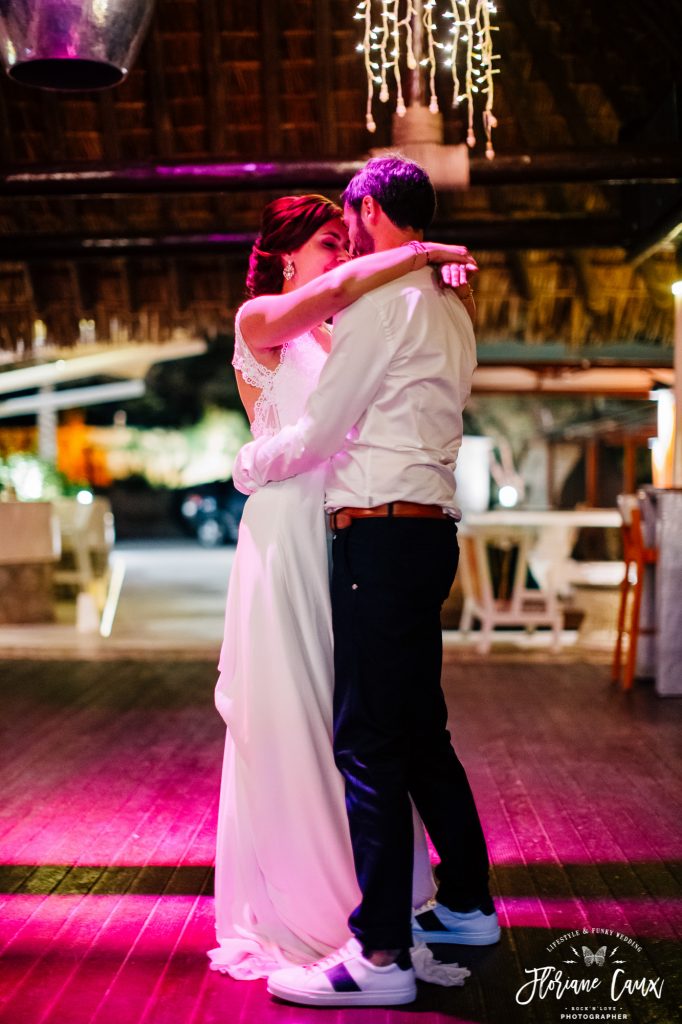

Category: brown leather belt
[328, 501, 450, 531]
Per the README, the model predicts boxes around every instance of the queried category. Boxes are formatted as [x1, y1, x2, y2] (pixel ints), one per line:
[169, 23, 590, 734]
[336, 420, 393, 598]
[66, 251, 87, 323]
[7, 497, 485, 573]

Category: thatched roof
[0, 0, 680, 353]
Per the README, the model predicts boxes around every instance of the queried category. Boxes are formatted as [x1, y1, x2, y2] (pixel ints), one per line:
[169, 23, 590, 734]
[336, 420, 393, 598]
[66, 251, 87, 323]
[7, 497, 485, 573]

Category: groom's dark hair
[342, 156, 436, 231]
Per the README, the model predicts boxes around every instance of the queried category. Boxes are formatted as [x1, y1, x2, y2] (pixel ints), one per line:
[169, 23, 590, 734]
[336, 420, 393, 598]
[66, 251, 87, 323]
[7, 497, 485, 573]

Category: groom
[234, 156, 499, 1007]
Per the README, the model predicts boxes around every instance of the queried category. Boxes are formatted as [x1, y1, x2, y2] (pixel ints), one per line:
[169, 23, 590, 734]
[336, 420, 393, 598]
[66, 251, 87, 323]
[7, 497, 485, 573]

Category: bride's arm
[240, 241, 477, 351]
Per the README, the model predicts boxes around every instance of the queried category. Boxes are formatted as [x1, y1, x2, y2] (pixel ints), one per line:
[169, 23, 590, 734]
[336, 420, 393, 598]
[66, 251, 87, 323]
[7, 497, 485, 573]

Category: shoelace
[303, 940, 356, 974]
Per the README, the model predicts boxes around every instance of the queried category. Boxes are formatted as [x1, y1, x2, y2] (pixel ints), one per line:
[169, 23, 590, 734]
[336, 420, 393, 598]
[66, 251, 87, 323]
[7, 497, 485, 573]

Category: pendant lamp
[0, 0, 155, 90]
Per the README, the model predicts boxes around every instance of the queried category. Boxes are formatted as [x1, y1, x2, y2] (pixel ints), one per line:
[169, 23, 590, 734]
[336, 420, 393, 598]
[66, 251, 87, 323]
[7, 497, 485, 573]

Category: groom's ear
[361, 195, 382, 225]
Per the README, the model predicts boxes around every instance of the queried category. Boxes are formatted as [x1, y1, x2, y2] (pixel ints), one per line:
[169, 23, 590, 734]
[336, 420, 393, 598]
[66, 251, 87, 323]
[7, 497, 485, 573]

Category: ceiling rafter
[617, 0, 680, 64]
[496, 19, 602, 317]
[146, 21, 175, 158]
[260, 0, 282, 154]
[550, 6, 640, 126]
[313, 0, 337, 155]
[39, 92, 67, 161]
[0, 84, 15, 162]
[490, 28, 541, 307]
[503, 0, 600, 148]
[97, 91, 121, 162]
[199, 0, 228, 155]
[197, 0, 233, 259]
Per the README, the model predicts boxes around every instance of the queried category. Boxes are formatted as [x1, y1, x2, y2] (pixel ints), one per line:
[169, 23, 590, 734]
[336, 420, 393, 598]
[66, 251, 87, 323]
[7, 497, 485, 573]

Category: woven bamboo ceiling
[0, 0, 680, 354]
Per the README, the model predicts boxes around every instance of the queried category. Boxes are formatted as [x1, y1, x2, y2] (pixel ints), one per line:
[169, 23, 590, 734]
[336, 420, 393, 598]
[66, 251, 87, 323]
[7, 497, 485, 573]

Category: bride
[208, 193, 476, 981]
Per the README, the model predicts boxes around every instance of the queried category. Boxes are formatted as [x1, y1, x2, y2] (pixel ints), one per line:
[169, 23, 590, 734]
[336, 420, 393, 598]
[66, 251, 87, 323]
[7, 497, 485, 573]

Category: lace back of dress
[232, 305, 327, 439]
[232, 307, 282, 439]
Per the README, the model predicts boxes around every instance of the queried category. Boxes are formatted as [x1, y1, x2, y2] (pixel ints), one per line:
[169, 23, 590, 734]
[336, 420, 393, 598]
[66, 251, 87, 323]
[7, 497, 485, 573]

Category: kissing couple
[208, 155, 500, 1007]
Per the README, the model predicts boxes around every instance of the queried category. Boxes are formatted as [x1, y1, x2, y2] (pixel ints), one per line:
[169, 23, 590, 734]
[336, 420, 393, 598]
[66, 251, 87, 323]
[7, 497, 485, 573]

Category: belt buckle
[332, 511, 352, 531]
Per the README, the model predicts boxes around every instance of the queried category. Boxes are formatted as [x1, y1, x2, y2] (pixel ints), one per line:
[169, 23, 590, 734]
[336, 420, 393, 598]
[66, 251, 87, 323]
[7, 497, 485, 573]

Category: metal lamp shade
[0, 0, 154, 90]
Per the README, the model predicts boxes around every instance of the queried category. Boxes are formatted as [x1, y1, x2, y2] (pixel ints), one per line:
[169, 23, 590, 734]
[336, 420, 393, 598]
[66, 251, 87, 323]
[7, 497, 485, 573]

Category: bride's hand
[438, 261, 477, 290]
[425, 244, 478, 322]
[423, 242, 478, 295]
[425, 242, 478, 273]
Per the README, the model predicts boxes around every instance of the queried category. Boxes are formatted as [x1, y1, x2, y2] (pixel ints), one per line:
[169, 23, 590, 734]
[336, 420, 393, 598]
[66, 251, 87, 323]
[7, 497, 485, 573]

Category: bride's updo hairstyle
[246, 194, 343, 298]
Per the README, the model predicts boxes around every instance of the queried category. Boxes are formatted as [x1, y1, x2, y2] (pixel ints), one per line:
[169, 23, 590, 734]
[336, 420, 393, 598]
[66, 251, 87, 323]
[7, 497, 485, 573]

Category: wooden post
[547, 441, 556, 507]
[623, 438, 636, 495]
[585, 438, 599, 507]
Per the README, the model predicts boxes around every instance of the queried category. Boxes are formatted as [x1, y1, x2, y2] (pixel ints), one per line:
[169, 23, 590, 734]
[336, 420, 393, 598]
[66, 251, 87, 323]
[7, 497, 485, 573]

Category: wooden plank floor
[0, 656, 680, 1024]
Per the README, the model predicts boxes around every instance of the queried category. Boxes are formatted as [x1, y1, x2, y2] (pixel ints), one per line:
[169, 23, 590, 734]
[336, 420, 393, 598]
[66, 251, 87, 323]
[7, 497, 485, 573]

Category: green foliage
[0, 452, 87, 500]
[95, 406, 252, 489]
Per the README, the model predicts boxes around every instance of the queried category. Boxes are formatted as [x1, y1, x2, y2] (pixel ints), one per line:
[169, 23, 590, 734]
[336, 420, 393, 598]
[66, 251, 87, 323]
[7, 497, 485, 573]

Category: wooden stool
[612, 496, 657, 690]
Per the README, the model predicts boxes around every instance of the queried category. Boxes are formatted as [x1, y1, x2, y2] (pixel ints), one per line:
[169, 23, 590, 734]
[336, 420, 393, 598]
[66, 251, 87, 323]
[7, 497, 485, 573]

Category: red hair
[246, 194, 343, 298]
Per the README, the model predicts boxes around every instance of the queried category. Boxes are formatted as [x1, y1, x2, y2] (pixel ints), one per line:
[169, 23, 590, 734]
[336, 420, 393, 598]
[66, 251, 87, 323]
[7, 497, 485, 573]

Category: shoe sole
[267, 981, 417, 1007]
[412, 925, 501, 946]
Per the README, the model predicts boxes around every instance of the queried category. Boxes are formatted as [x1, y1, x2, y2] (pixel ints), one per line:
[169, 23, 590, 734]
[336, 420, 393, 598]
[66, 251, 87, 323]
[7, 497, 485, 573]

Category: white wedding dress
[208, 309, 436, 981]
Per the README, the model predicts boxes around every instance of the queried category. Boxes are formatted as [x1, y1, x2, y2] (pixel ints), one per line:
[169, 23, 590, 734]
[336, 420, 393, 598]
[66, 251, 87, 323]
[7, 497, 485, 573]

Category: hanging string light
[354, 0, 500, 158]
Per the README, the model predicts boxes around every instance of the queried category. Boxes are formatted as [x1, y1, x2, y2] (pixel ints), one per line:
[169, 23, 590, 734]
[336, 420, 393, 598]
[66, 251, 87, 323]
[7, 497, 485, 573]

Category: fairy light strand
[355, 0, 499, 158]
[423, 1, 439, 114]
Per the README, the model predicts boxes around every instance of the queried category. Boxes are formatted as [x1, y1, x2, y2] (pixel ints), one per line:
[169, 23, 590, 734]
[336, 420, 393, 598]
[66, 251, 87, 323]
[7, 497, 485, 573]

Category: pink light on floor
[3, 893, 679, 956]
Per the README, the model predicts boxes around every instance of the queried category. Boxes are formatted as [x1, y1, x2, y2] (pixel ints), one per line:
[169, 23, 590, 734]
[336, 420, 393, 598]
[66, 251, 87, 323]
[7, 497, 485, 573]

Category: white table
[462, 509, 621, 594]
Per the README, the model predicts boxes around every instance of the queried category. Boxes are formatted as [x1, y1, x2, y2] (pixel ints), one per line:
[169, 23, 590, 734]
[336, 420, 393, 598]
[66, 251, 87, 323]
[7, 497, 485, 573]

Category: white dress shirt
[233, 266, 477, 516]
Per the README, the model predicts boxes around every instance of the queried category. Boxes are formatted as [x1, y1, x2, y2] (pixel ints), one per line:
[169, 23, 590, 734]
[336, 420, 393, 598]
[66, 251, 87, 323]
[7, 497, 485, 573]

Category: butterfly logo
[582, 945, 606, 967]
[564, 944, 624, 967]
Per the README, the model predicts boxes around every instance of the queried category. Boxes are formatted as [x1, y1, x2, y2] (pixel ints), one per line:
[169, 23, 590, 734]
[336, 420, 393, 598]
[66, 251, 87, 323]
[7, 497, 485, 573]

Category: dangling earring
[283, 258, 295, 282]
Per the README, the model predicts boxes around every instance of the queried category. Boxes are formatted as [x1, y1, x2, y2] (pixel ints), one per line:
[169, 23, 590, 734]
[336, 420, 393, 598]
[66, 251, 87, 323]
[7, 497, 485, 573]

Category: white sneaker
[412, 901, 501, 945]
[266, 938, 417, 1007]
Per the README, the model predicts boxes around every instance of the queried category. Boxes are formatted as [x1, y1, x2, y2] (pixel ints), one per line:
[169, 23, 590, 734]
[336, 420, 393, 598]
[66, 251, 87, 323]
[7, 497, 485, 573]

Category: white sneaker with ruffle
[267, 938, 417, 1007]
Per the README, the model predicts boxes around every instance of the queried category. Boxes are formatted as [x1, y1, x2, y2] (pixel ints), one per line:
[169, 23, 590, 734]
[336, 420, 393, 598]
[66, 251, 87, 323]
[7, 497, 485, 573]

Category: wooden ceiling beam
[0, 218, 631, 260]
[1, 149, 679, 196]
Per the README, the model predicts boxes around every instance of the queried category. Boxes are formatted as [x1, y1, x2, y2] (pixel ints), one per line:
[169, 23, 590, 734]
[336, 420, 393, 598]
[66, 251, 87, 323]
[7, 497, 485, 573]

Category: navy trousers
[331, 516, 491, 952]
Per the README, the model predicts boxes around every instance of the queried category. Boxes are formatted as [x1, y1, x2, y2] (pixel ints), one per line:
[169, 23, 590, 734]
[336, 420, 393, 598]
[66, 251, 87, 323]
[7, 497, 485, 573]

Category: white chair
[52, 497, 115, 592]
[458, 525, 563, 653]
